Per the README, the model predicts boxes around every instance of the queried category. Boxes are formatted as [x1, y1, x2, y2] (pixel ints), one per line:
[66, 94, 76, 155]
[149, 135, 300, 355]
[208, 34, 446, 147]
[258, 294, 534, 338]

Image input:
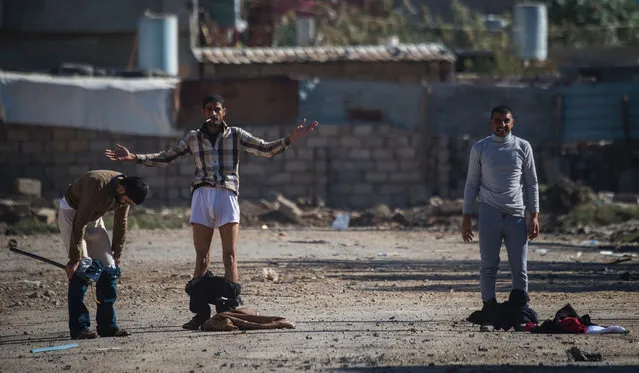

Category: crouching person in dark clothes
[461, 106, 540, 331]
[58, 170, 149, 339]
[184, 270, 242, 329]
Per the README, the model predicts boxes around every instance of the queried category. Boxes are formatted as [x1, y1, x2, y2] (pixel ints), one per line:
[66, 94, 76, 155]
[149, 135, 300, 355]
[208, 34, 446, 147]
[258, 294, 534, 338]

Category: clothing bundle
[468, 299, 629, 335]
[467, 289, 539, 331]
[525, 303, 628, 335]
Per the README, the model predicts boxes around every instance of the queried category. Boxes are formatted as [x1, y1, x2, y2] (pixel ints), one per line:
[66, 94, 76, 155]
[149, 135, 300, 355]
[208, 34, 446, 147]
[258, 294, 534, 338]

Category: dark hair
[122, 176, 149, 205]
[490, 105, 513, 118]
[202, 94, 224, 109]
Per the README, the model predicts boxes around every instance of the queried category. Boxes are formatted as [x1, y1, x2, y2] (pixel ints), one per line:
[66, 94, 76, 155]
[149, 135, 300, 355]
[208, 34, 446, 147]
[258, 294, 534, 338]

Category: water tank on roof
[513, 3, 548, 61]
[137, 12, 178, 76]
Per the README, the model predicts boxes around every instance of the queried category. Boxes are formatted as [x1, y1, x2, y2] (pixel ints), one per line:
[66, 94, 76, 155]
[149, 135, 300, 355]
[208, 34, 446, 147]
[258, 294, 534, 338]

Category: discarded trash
[261, 224, 268, 230]
[378, 252, 400, 257]
[531, 247, 549, 255]
[332, 213, 350, 231]
[31, 344, 79, 353]
[95, 347, 123, 351]
[580, 240, 599, 246]
[262, 267, 279, 282]
[600, 251, 637, 258]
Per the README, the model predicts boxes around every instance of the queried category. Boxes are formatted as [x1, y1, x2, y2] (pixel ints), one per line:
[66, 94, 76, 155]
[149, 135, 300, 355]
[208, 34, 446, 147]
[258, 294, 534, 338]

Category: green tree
[539, 0, 639, 47]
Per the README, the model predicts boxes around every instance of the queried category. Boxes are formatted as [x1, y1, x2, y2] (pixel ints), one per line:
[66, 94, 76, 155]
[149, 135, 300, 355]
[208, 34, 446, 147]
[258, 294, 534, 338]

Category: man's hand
[529, 213, 540, 240]
[461, 214, 474, 243]
[288, 118, 319, 143]
[65, 260, 80, 280]
[105, 144, 136, 162]
[114, 256, 121, 267]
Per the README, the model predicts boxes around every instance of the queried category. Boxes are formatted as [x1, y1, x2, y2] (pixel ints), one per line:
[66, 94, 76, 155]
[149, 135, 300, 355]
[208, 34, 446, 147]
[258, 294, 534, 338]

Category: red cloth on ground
[558, 317, 586, 334]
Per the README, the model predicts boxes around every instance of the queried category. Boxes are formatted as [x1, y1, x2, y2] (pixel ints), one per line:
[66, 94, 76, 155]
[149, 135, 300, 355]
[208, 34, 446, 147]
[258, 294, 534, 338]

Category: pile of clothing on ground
[467, 291, 629, 335]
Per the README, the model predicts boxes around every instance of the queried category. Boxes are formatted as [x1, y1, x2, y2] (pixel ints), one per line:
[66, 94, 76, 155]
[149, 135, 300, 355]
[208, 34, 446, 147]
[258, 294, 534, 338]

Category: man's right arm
[463, 145, 482, 215]
[135, 133, 192, 167]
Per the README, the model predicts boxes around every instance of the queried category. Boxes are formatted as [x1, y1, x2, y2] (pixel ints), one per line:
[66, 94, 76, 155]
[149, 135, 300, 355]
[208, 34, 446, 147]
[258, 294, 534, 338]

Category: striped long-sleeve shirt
[135, 122, 291, 194]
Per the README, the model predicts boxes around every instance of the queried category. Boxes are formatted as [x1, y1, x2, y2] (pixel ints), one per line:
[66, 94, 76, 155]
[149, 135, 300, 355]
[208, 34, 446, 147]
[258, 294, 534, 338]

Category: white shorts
[189, 186, 240, 228]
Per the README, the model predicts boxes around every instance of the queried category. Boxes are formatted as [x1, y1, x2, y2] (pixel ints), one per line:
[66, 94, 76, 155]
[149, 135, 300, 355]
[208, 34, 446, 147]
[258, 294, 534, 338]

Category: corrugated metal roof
[194, 44, 455, 65]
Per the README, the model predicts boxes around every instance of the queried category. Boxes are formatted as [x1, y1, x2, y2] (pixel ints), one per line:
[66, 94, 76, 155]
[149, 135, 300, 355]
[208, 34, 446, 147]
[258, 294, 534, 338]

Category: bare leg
[192, 223, 214, 279]
[218, 222, 239, 282]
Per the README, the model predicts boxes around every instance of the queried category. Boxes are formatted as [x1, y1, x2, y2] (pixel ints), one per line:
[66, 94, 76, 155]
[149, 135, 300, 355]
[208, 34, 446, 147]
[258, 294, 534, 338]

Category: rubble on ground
[2, 178, 639, 243]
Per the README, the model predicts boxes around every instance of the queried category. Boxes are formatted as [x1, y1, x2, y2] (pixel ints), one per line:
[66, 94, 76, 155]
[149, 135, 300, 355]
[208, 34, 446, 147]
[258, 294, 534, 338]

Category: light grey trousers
[478, 203, 529, 301]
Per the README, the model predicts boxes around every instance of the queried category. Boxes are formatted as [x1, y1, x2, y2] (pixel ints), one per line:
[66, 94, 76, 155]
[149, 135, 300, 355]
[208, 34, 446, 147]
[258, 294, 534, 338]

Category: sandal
[71, 330, 98, 340]
[99, 328, 131, 337]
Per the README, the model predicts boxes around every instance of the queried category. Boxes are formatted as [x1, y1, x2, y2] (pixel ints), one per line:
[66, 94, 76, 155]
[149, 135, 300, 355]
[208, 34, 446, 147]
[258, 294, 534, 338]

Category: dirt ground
[1, 228, 638, 373]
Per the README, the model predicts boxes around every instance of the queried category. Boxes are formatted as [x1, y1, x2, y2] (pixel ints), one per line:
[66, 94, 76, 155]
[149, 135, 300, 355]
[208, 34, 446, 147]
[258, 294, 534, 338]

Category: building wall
[2, 120, 634, 210]
[0, 122, 432, 208]
[426, 83, 556, 144]
[177, 76, 300, 129]
[299, 79, 427, 129]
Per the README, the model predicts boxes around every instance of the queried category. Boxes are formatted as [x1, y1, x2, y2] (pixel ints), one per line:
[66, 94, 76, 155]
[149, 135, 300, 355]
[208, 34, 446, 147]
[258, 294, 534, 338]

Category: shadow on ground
[337, 365, 639, 373]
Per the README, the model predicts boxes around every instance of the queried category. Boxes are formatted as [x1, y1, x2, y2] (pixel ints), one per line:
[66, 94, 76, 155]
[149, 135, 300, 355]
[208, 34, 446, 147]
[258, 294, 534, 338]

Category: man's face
[202, 101, 225, 125]
[490, 112, 514, 137]
[115, 183, 136, 206]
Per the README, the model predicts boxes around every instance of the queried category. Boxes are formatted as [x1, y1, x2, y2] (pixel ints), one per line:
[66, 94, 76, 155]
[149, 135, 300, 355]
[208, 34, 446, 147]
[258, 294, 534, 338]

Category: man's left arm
[238, 118, 318, 158]
[523, 142, 540, 239]
[111, 204, 130, 265]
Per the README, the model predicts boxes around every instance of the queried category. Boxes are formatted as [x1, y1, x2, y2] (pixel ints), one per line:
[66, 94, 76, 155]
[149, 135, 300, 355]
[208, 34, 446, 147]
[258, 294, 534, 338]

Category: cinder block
[307, 137, 329, 148]
[372, 149, 393, 160]
[7, 129, 30, 142]
[21, 141, 43, 153]
[68, 165, 90, 177]
[296, 148, 314, 161]
[395, 148, 416, 159]
[388, 137, 411, 148]
[67, 140, 89, 153]
[284, 161, 308, 172]
[389, 172, 421, 183]
[268, 173, 292, 185]
[284, 184, 308, 197]
[348, 149, 371, 160]
[365, 172, 388, 183]
[376, 161, 396, 172]
[363, 137, 384, 148]
[339, 137, 361, 148]
[292, 172, 315, 185]
[329, 184, 352, 194]
[14, 178, 42, 197]
[78, 130, 100, 140]
[379, 184, 405, 195]
[352, 125, 374, 136]
[53, 128, 75, 141]
[240, 163, 265, 176]
[318, 125, 341, 137]
[54, 154, 76, 165]
[400, 160, 418, 171]
[352, 183, 373, 194]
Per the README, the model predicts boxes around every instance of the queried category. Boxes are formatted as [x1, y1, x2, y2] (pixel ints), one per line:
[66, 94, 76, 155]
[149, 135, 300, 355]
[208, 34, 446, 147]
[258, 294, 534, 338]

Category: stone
[33, 208, 57, 224]
[14, 178, 41, 197]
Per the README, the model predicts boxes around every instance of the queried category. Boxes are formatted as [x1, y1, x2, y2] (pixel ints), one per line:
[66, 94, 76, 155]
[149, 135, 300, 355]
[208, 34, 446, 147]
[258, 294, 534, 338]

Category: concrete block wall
[237, 123, 431, 208]
[1, 122, 432, 209]
[0, 123, 191, 207]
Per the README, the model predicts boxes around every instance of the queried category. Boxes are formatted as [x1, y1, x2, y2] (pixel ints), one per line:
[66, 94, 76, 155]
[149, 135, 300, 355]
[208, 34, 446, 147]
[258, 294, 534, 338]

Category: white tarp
[0, 71, 180, 136]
